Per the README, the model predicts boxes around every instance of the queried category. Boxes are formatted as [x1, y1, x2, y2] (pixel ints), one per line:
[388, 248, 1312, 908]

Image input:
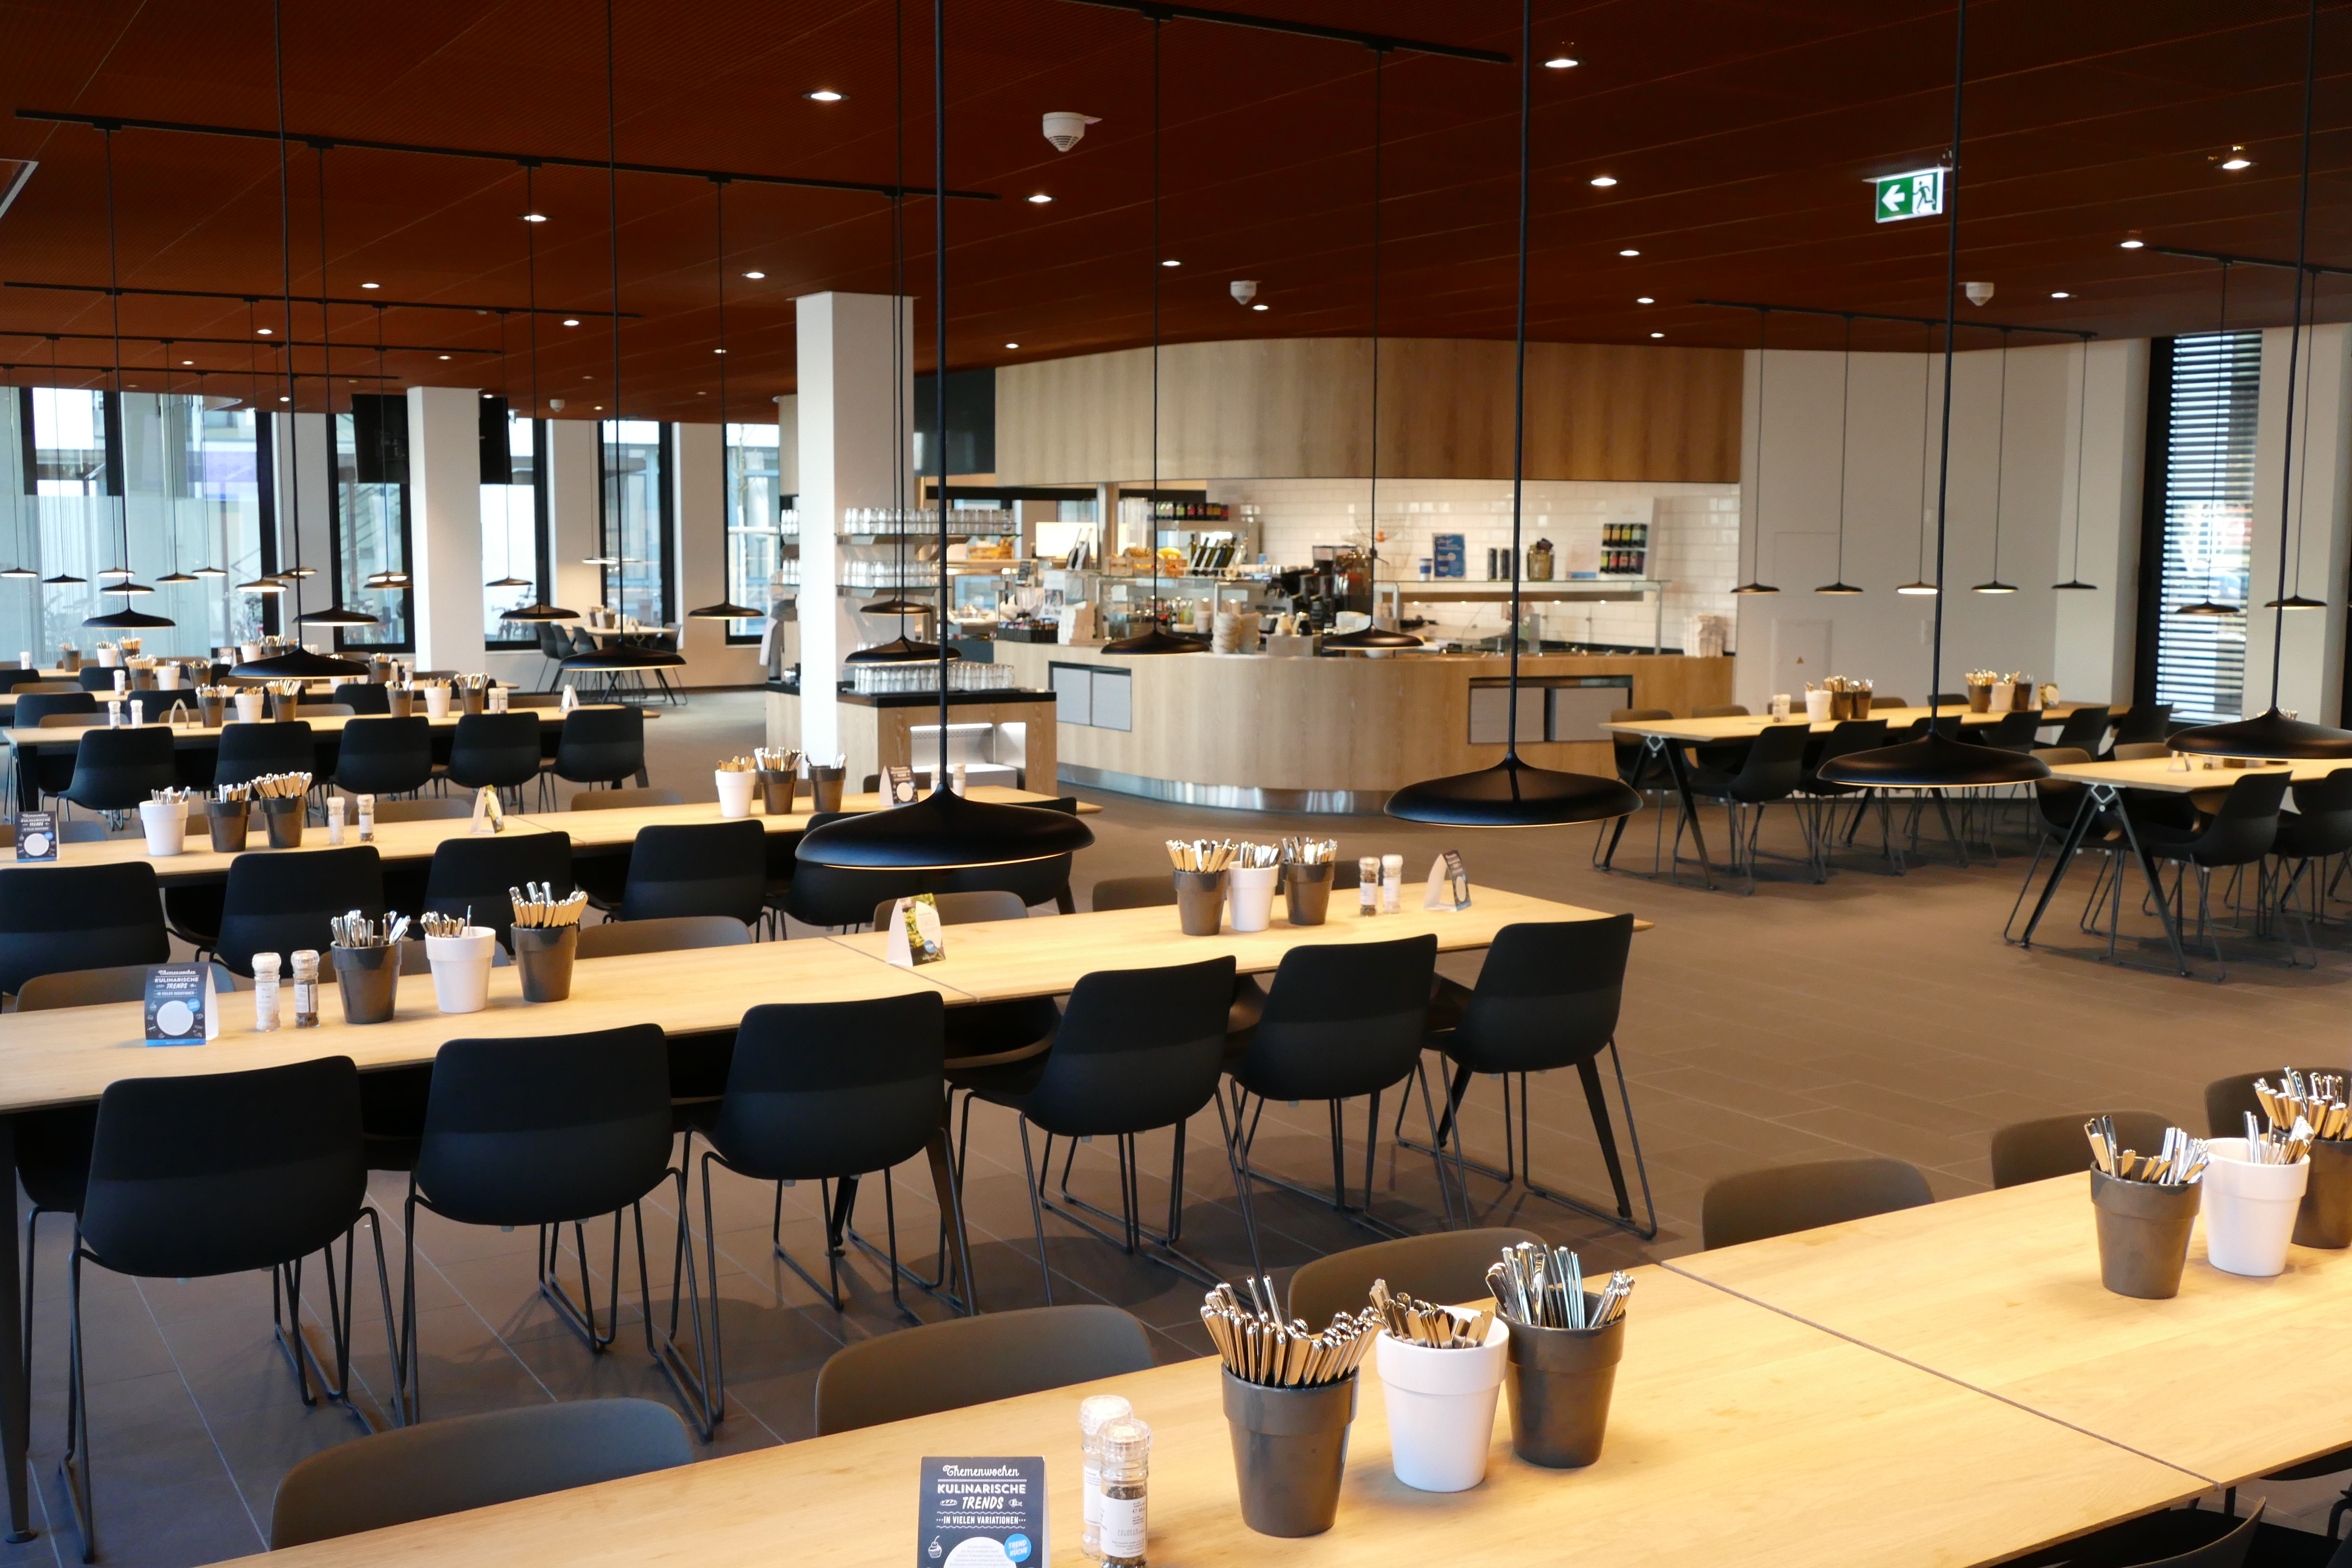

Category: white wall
[2247, 322, 2352, 724]
[1733, 341, 2130, 711]
[2052, 339, 2148, 702]
[668, 420, 765, 685]
[406, 385, 487, 676]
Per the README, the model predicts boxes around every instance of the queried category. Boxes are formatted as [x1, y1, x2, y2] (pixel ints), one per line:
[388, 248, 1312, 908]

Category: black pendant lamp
[1323, 47, 1423, 652]
[84, 128, 174, 633]
[294, 146, 378, 631]
[1387, 0, 1639, 829]
[363, 307, 412, 592]
[499, 172, 577, 624]
[799, 0, 1095, 872]
[1820, 0, 2046, 792]
[1895, 326, 1939, 596]
[1102, 16, 1204, 656]
[2170, 261, 2243, 618]
[0, 358, 30, 580]
[561, 10, 685, 681]
[188, 371, 229, 580]
[235, 7, 365, 679]
[482, 312, 532, 593]
[1730, 307, 1780, 596]
[1815, 315, 1863, 595]
[2053, 338, 2099, 590]
[685, 177, 763, 623]
[2265, 269, 2328, 611]
[2174, 0, 2352, 760]
[36, 339, 84, 588]
[1969, 330, 2017, 593]
[153, 354, 197, 585]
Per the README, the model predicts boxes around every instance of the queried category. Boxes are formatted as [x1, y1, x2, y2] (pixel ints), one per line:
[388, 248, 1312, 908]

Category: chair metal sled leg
[1404, 1045, 1657, 1241]
[1039, 1095, 1259, 1290]
[1233, 1082, 1452, 1242]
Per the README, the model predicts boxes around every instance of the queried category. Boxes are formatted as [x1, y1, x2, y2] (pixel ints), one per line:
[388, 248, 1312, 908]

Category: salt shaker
[1078, 1394, 1133, 1561]
[292, 950, 320, 1028]
[252, 952, 282, 1033]
[325, 795, 346, 846]
[1380, 854, 1404, 914]
[1357, 857, 1380, 916]
[1097, 1417, 1152, 1567]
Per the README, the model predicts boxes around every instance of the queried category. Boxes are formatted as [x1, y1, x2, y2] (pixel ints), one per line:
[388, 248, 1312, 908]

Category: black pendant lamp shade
[0, 566, 39, 580]
[84, 606, 177, 631]
[297, 603, 381, 627]
[2173, 597, 2238, 617]
[1388, 756, 1641, 828]
[156, 571, 198, 586]
[860, 594, 933, 616]
[1382, 1, 1636, 831]
[100, 581, 155, 596]
[1814, 316, 1864, 595]
[232, 644, 368, 680]
[687, 598, 763, 619]
[1102, 19, 1204, 658]
[2171, 707, 2352, 760]
[237, 577, 287, 595]
[1971, 332, 2017, 593]
[844, 636, 956, 664]
[2268, 593, 2328, 610]
[2053, 339, 2099, 590]
[1816, 0, 2046, 794]
[85, 128, 174, 633]
[2053, 579, 2099, 591]
[799, 786, 1093, 871]
[43, 573, 86, 587]
[487, 574, 531, 589]
[501, 600, 579, 622]
[1732, 309, 1780, 595]
[1322, 626, 1427, 649]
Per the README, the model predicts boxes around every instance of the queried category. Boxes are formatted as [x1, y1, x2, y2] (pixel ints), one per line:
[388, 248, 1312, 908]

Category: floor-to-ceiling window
[725, 422, 780, 644]
[598, 419, 671, 627]
[331, 393, 413, 650]
[5, 387, 266, 661]
[2140, 332, 2260, 724]
[483, 403, 547, 647]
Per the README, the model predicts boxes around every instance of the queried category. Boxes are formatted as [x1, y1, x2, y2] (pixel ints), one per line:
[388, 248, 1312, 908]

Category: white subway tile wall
[1203, 477, 1742, 653]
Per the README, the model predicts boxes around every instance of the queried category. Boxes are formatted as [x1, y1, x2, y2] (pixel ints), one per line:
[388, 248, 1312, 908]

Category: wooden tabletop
[2044, 757, 2348, 795]
[831, 887, 1635, 1004]
[0, 813, 562, 880]
[3, 706, 654, 750]
[1604, 706, 2025, 743]
[1671, 1175, 2352, 1486]
[522, 788, 1102, 844]
[220, 1263, 2199, 1568]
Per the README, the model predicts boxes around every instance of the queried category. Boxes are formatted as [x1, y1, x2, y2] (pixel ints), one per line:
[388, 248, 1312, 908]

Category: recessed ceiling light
[2119, 237, 2144, 249]
[1636, 296, 1655, 305]
[1005, 341, 1020, 349]
[1544, 54, 1579, 68]
[521, 213, 548, 223]
[743, 270, 765, 279]
[255, 327, 273, 335]
[1618, 248, 1640, 257]
[713, 348, 727, 354]
[438, 354, 451, 361]
[805, 90, 843, 102]
[1251, 302, 1267, 311]
[278, 396, 290, 402]
[1649, 332, 1664, 339]
[1590, 175, 1618, 188]
[181, 359, 194, 365]
[593, 405, 604, 410]
[1027, 193, 1053, 204]
[563, 318, 581, 327]
[360, 281, 380, 290]
[1162, 259, 1181, 267]
[2218, 146, 2253, 171]
[2050, 290, 2072, 299]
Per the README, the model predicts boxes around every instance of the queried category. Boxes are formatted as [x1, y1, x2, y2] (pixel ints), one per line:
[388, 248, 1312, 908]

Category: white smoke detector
[547, 397, 566, 411]
[1230, 279, 1259, 307]
[1964, 281, 1994, 307]
[1042, 112, 1100, 152]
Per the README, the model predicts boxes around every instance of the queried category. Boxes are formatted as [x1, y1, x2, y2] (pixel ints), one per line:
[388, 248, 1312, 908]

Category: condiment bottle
[1380, 854, 1405, 914]
[1357, 858, 1379, 916]
[1097, 1416, 1151, 1568]
[325, 795, 346, 846]
[1077, 1394, 1134, 1561]
[356, 793, 375, 842]
[292, 950, 320, 1028]
[252, 952, 282, 1033]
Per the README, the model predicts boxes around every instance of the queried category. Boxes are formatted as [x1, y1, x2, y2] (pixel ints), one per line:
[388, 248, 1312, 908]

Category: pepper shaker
[291, 950, 320, 1028]
[1078, 1394, 1134, 1562]
[1357, 857, 1380, 916]
[1097, 1417, 1152, 1568]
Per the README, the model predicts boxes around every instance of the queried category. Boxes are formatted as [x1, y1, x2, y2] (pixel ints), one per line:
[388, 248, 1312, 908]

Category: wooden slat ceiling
[0, 0, 2337, 419]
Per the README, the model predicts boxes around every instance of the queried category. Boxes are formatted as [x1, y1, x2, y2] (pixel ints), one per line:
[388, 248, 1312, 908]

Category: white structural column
[2247, 322, 2352, 726]
[405, 386, 488, 675]
[795, 291, 913, 763]
[2051, 338, 2148, 703]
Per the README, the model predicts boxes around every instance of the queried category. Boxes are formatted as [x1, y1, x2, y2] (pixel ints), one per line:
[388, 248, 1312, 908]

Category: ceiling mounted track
[1047, 0, 1509, 63]
[5, 279, 635, 319]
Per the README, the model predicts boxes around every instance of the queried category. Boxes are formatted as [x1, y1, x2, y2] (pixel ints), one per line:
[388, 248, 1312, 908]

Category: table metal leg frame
[2011, 783, 2192, 978]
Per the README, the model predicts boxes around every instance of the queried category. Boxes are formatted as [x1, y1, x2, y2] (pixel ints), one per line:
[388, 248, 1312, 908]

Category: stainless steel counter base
[1059, 764, 1386, 815]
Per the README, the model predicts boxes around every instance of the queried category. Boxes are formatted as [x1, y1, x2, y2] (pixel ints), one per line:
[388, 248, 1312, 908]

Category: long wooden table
[1672, 1175, 2352, 1486]
[4, 705, 652, 750]
[223, 1263, 2204, 1568]
[0, 889, 1621, 1541]
[518, 788, 1103, 846]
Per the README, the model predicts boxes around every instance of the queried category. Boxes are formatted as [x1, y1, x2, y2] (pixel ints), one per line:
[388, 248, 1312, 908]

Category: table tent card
[14, 811, 56, 861]
[917, 1457, 1044, 1568]
[884, 893, 946, 968]
[1424, 851, 1471, 911]
[145, 964, 218, 1046]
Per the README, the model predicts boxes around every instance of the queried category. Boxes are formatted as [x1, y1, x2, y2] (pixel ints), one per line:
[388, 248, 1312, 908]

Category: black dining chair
[1227, 934, 1451, 1240]
[683, 995, 962, 1405]
[269, 1399, 691, 1549]
[961, 956, 1253, 1297]
[534, 622, 572, 690]
[212, 844, 385, 977]
[1700, 1158, 1933, 1249]
[2272, 769, 2352, 962]
[1687, 703, 1754, 775]
[403, 1025, 711, 1437]
[2105, 702, 2174, 756]
[1286, 1227, 1545, 1327]
[422, 831, 574, 950]
[2001, 748, 2137, 946]
[13, 691, 97, 808]
[780, 812, 927, 932]
[575, 915, 751, 958]
[619, 820, 767, 927]
[73, 666, 123, 693]
[1990, 1112, 2172, 1188]
[547, 705, 646, 806]
[60, 725, 178, 819]
[1595, 707, 1674, 869]
[1676, 719, 1815, 890]
[1403, 915, 1656, 1238]
[2046, 704, 2111, 754]
[812, 1305, 1154, 1436]
[59, 1056, 400, 1557]
[1798, 718, 1898, 874]
[934, 798, 1080, 913]
[445, 711, 543, 806]
[331, 682, 391, 716]
[0, 862, 169, 999]
[2135, 769, 2290, 976]
[215, 719, 316, 790]
[333, 716, 435, 797]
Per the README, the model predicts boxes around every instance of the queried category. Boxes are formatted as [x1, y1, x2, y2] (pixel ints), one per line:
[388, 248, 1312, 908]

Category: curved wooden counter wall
[996, 643, 1732, 795]
[995, 338, 1742, 485]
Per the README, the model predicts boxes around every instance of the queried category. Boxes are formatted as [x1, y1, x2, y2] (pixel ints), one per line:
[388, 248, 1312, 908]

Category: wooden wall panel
[995, 338, 1741, 485]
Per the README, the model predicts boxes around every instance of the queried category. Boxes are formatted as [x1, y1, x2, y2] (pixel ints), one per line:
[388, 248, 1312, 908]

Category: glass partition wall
[483, 408, 546, 647]
[725, 421, 781, 644]
[598, 418, 671, 629]
[4, 386, 270, 660]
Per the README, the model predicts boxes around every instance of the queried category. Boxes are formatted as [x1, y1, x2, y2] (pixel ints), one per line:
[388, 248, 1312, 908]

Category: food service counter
[994, 643, 1731, 812]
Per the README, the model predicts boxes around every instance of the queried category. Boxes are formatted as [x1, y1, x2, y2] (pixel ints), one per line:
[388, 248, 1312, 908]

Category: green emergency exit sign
[1874, 167, 1945, 223]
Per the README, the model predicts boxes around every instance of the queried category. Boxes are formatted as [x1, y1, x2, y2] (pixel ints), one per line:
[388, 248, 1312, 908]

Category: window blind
[2152, 330, 2259, 724]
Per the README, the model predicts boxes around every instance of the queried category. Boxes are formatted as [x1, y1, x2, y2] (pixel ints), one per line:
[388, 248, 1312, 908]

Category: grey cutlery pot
[1504, 1304, 1625, 1468]
[1284, 861, 1334, 927]
[331, 945, 399, 1025]
[758, 769, 797, 815]
[2090, 1169, 2200, 1299]
[512, 925, 578, 1003]
[204, 800, 250, 853]
[809, 765, 845, 815]
[1174, 870, 1226, 936]
[1221, 1370, 1354, 1537]
[2295, 1138, 2352, 1249]
[261, 796, 305, 849]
